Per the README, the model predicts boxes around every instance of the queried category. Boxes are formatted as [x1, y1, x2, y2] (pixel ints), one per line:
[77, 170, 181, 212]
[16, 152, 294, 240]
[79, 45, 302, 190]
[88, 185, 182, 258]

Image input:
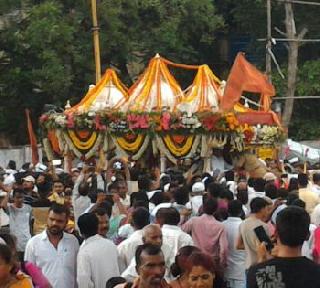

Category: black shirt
[247, 256, 320, 288]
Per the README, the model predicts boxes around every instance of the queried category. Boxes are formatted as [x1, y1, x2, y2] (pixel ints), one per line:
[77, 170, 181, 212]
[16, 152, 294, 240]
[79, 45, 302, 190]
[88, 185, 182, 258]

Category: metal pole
[91, 0, 101, 83]
[266, 0, 272, 80]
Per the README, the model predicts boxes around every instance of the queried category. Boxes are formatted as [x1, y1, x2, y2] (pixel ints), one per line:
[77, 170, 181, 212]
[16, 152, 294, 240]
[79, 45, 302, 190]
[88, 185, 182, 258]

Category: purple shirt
[182, 214, 228, 264]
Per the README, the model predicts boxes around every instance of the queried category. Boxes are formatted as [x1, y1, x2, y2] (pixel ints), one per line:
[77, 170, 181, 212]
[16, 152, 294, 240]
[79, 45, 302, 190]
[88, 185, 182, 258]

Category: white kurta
[77, 234, 120, 288]
[117, 229, 144, 271]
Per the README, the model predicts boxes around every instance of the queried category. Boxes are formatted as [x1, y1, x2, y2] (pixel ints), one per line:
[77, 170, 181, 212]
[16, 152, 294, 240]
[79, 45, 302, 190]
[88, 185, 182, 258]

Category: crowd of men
[0, 157, 320, 288]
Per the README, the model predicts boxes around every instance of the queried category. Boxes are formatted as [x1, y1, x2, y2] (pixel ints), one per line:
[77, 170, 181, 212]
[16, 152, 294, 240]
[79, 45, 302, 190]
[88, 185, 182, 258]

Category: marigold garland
[68, 130, 97, 150]
[162, 135, 194, 157]
[116, 134, 145, 152]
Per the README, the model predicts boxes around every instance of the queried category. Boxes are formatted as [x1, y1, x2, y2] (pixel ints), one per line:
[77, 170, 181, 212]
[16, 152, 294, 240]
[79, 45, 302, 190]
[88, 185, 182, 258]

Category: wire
[272, 0, 320, 6]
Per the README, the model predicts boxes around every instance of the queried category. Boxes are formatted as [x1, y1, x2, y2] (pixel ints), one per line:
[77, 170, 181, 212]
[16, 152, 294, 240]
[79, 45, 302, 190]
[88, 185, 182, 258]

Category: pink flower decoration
[39, 114, 49, 123]
[95, 115, 107, 130]
[160, 112, 171, 130]
[66, 114, 75, 128]
[127, 114, 149, 129]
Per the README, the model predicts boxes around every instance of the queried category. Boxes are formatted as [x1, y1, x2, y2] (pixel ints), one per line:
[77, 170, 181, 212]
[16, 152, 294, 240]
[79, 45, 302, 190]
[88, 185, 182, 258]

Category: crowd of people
[0, 156, 320, 288]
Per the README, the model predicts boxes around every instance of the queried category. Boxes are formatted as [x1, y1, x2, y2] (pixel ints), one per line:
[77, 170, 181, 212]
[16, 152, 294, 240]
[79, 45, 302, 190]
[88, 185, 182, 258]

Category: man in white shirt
[77, 212, 120, 288]
[248, 178, 266, 205]
[112, 180, 130, 216]
[223, 200, 246, 288]
[7, 189, 32, 260]
[117, 207, 150, 271]
[185, 182, 205, 215]
[25, 204, 79, 288]
[211, 148, 233, 173]
[121, 224, 173, 282]
[72, 170, 91, 230]
[156, 207, 193, 262]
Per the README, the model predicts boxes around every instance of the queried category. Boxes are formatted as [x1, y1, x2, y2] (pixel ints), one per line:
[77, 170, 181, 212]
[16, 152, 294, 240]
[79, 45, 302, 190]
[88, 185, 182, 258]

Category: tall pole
[266, 0, 272, 80]
[91, 0, 101, 83]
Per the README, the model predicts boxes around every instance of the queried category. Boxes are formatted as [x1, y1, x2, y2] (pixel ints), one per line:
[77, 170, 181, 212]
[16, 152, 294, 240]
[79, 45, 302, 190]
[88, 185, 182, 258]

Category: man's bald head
[142, 224, 162, 247]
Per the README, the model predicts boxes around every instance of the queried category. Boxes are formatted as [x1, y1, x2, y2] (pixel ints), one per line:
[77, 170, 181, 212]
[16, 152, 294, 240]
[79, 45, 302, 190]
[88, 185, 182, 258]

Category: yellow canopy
[124, 54, 183, 112]
[65, 69, 128, 114]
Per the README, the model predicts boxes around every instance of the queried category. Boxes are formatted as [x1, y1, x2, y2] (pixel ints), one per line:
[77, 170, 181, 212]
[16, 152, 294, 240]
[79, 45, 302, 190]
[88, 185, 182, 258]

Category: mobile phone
[254, 225, 274, 252]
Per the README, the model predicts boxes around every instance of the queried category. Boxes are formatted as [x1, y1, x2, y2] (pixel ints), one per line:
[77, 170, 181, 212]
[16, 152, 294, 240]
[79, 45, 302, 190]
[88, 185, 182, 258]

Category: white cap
[22, 175, 35, 183]
[192, 182, 205, 193]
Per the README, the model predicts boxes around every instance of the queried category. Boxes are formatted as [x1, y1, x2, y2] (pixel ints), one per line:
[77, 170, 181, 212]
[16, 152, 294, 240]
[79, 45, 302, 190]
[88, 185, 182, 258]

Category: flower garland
[116, 134, 145, 152]
[42, 138, 54, 161]
[84, 133, 104, 159]
[132, 135, 150, 161]
[112, 134, 150, 160]
[162, 135, 194, 157]
[67, 130, 98, 151]
[184, 135, 201, 159]
[56, 130, 67, 154]
[62, 131, 104, 159]
[62, 131, 82, 158]
[155, 135, 177, 164]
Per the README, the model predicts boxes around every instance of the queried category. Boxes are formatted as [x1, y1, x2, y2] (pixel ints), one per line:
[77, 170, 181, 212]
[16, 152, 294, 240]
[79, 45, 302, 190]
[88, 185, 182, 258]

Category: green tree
[0, 1, 90, 143]
[273, 59, 320, 140]
[0, 0, 224, 144]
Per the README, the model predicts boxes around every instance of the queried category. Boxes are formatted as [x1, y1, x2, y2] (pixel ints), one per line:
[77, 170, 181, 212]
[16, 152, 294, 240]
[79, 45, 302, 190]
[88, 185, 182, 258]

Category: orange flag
[221, 53, 275, 111]
[25, 109, 39, 165]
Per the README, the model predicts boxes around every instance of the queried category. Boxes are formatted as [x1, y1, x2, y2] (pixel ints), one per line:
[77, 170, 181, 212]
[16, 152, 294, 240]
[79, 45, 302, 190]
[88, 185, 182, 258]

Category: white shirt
[117, 229, 143, 271]
[77, 234, 120, 288]
[248, 191, 266, 206]
[161, 224, 193, 262]
[186, 195, 203, 215]
[8, 204, 32, 251]
[121, 243, 173, 282]
[24, 230, 79, 288]
[118, 224, 135, 239]
[211, 155, 227, 173]
[72, 174, 91, 230]
[151, 202, 172, 217]
[223, 217, 246, 281]
[302, 224, 317, 260]
[0, 208, 9, 227]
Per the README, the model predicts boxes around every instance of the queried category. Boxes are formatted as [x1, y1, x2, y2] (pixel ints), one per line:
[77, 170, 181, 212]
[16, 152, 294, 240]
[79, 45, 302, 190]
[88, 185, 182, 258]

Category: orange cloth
[6, 273, 33, 288]
[221, 53, 275, 112]
[25, 109, 39, 165]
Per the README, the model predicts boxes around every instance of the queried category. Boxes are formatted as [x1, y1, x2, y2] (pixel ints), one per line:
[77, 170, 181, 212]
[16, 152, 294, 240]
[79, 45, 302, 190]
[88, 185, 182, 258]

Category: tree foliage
[0, 0, 319, 144]
[0, 0, 223, 144]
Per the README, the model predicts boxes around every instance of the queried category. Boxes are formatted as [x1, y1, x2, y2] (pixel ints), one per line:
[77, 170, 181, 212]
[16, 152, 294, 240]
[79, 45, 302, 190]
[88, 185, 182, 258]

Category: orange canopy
[178, 65, 222, 113]
[65, 69, 128, 114]
[124, 54, 184, 112]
